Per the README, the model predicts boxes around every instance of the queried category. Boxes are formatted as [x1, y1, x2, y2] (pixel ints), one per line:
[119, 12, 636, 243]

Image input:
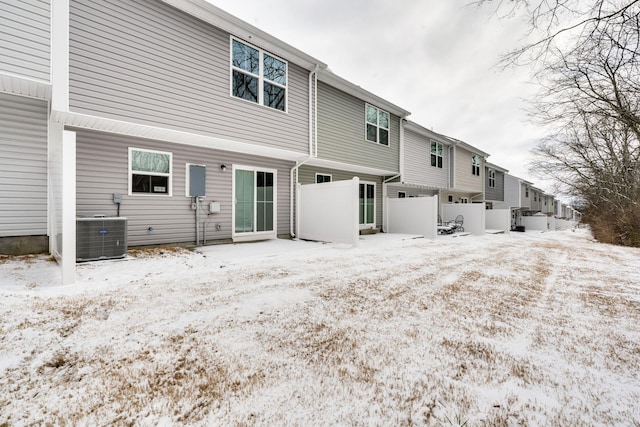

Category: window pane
[264, 54, 286, 85]
[431, 154, 436, 167]
[232, 70, 258, 103]
[379, 111, 389, 129]
[366, 124, 377, 142]
[132, 150, 170, 173]
[150, 176, 168, 194]
[366, 184, 374, 224]
[366, 105, 377, 124]
[264, 82, 286, 111]
[431, 141, 436, 154]
[437, 156, 443, 168]
[132, 174, 151, 193]
[379, 129, 389, 146]
[232, 40, 259, 74]
[437, 144, 443, 156]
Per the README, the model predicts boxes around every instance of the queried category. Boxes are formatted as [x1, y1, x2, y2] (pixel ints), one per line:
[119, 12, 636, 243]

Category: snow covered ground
[1, 229, 639, 426]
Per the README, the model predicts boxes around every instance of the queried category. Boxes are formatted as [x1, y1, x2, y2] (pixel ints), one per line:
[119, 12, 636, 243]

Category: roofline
[404, 120, 452, 145]
[317, 69, 411, 117]
[442, 136, 490, 157]
[161, 0, 327, 71]
[485, 162, 508, 173]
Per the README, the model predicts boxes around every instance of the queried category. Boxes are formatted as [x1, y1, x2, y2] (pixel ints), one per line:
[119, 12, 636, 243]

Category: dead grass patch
[128, 246, 192, 258]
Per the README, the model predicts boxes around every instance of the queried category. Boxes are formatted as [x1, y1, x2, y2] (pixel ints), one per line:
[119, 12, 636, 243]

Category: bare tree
[477, 0, 640, 245]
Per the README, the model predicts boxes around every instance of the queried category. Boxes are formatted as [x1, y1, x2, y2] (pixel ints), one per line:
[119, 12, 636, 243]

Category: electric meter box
[189, 164, 206, 197]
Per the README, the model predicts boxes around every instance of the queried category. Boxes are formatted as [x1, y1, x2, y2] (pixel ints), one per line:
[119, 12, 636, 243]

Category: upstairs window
[365, 104, 390, 146]
[231, 38, 287, 112]
[471, 154, 480, 176]
[129, 148, 172, 195]
[430, 141, 443, 168]
[488, 169, 495, 188]
[525, 186, 529, 198]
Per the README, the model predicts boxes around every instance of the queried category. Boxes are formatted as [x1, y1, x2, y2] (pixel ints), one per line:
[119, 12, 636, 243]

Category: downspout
[290, 65, 319, 238]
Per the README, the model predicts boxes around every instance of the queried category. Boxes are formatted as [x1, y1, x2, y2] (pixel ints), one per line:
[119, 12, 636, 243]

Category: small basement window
[129, 147, 172, 195]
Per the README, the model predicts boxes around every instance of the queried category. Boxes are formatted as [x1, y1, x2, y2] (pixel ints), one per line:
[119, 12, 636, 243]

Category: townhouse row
[0, 0, 580, 283]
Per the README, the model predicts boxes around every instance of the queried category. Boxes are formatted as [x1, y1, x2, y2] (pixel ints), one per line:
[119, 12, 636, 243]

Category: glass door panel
[235, 169, 254, 233]
[359, 183, 375, 226]
[256, 171, 274, 232]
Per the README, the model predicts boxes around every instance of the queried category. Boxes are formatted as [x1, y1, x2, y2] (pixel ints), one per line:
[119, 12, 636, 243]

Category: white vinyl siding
[454, 148, 483, 192]
[403, 128, 449, 189]
[0, 93, 48, 237]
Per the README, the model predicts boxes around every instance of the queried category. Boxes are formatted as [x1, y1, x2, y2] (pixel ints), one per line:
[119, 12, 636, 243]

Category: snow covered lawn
[1, 229, 639, 425]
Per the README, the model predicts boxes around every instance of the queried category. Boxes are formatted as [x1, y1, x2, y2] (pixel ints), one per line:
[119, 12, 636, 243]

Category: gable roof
[404, 120, 452, 145]
[485, 162, 509, 173]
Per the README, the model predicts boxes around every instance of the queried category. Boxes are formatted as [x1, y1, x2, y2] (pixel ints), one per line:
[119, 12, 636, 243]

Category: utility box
[209, 202, 221, 213]
[188, 164, 206, 197]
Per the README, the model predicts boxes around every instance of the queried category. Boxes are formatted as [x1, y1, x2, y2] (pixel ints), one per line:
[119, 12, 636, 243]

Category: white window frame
[231, 164, 278, 242]
[128, 147, 172, 196]
[488, 168, 496, 188]
[365, 104, 390, 146]
[471, 154, 480, 176]
[397, 191, 406, 198]
[185, 163, 207, 197]
[230, 37, 288, 113]
[459, 197, 469, 204]
[315, 173, 332, 184]
[430, 140, 443, 168]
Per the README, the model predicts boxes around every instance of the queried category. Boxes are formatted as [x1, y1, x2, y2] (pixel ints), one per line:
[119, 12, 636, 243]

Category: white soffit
[52, 111, 310, 162]
[0, 73, 51, 100]
[306, 157, 399, 177]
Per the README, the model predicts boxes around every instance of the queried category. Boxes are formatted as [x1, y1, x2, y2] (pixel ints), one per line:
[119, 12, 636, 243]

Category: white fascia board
[404, 121, 451, 144]
[317, 69, 410, 118]
[305, 157, 399, 177]
[485, 162, 509, 173]
[443, 136, 490, 158]
[52, 111, 310, 162]
[160, 0, 326, 71]
[0, 72, 52, 100]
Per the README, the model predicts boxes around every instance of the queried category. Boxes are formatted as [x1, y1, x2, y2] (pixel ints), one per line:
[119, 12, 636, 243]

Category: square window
[231, 38, 287, 112]
[129, 148, 172, 195]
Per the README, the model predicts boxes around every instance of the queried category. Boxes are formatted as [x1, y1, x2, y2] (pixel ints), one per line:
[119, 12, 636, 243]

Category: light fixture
[220, 164, 227, 171]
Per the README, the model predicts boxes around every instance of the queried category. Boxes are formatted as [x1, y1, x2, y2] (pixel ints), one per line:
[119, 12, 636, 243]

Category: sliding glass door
[234, 166, 276, 239]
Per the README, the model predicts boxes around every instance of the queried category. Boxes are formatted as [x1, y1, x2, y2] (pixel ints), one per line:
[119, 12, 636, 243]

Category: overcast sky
[209, 0, 549, 189]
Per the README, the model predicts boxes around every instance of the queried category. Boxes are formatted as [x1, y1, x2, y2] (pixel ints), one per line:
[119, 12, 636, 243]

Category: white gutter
[290, 65, 319, 238]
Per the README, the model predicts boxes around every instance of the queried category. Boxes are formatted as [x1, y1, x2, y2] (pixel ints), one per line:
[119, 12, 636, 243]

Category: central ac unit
[76, 217, 128, 262]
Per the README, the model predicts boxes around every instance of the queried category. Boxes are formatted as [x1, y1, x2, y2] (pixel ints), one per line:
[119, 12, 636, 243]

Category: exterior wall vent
[76, 217, 128, 262]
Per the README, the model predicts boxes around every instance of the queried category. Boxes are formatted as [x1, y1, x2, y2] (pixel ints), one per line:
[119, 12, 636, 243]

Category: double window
[231, 38, 287, 112]
[471, 154, 480, 176]
[365, 104, 390, 146]
[488, 169, 495, 188]
[315, 173, 332, 184]
[431, 141, 443, 168]
[129, 148, 172, 195]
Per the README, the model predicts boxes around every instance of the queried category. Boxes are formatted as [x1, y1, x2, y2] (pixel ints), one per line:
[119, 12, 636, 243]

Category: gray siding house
[298, 70, 409, 231]
[62, 0, 326, 247]
[440, 138, 488, 206]
[0, 0, 51, 254]
[484, 162, 507, 209]
[388, 121, 450, 199]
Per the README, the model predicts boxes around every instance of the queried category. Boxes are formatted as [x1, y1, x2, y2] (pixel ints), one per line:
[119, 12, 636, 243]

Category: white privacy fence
[441, 203, 486, 235]
[485, 209, 511, 233]
[297, 177, 360, 247]
[385, 195, 438, 239]
[522, 215, 548, 231]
